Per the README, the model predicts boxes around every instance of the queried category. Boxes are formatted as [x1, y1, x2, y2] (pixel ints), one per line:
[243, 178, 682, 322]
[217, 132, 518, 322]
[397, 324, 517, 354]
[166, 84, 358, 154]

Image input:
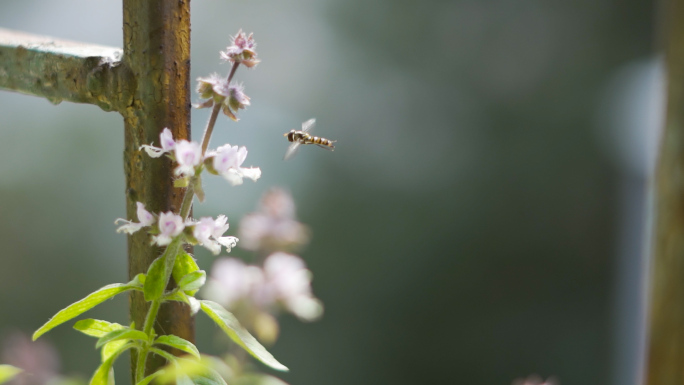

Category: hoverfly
[283, 118, 336, 160]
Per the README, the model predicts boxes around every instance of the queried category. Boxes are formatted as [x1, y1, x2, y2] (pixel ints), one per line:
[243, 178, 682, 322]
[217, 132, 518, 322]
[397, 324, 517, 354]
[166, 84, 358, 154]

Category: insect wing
[284, 141, 302, 160]
[301, 118, 316, 133]
[315, 143, 334, 151]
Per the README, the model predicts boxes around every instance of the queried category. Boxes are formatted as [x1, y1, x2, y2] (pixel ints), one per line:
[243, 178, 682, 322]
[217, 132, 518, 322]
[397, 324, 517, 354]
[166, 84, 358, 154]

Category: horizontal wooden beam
[0, 28, 132, 112]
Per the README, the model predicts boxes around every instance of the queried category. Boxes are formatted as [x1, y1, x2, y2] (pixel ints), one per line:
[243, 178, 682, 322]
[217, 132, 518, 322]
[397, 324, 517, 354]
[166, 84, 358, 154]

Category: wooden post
[121, 0, 193, 377]
[646, 0, 684, 383]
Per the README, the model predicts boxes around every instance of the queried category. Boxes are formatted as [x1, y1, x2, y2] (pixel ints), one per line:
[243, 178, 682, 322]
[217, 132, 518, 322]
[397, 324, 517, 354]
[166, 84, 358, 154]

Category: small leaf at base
[154, 335, 200, 359]
[178, 271, 206, 292]
[144, 256, 167, 302]
[74, 319, 125, 338]
[96, 328, 148, 349]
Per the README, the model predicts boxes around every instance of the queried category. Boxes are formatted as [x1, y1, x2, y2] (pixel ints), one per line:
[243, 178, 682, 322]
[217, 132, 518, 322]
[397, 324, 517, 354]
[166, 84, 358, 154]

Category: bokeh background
[0, 0, 662, 384]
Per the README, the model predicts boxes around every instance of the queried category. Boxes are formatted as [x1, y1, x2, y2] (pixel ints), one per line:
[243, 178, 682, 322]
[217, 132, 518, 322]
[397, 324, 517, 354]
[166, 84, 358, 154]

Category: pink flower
[210, 144, 261, 186]
[152, 212, 184, 246]
[115, 202, 156, 234]
[203, 258, 261, 308]
[174, 140, 202, 177]
[191, 215, 239, 255]
[140, 128, 176, 158]
[238, 189, 309, 252]
[262, 253, 322, 321]
[203, 253, 323, 321]
[194, 76, 251, 121]
[220, 30, 260, 68]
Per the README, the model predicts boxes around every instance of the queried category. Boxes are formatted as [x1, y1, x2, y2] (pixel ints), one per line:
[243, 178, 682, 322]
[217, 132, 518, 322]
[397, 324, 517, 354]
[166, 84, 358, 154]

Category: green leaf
[96, 328, 149, 349]
[33, 281, 138, 340]
[0, 365, 22, 385]
[199, 301, 288, 372]
[156, 357, 225, 385]
[173, 253, 200, 295]
[154, 335, 200, 360]
[164, 292, 200, 315]
[177, 375, 194, 385]
[187, 368, 226, 385]
[150, 347, 179, 364]
[144, 256, 167, 302]
[102, 340, 128, 362]
[136, 371, 165, 385]
[90, 343, 134, 385]
[178, 271, 206, 293]
[131, 273, 146, 287]
[174, 178, 190, 188]
[74, 319, 125, 338]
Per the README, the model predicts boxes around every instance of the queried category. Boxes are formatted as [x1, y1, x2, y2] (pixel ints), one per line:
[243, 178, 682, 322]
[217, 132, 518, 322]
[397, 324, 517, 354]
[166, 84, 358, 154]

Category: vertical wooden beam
[647, 0, 684, 383]
[122, 0, 192, 377]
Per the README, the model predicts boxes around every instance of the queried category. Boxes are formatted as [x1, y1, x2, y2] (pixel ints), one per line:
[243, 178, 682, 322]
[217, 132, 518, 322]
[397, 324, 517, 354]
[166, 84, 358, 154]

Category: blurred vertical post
[646, 0, 684, 383]
[122, 0, 193, 378]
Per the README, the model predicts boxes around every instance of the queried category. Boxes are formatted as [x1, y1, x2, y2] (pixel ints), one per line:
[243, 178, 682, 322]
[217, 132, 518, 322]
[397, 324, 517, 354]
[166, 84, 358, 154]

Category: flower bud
[220, 30, 260, 68]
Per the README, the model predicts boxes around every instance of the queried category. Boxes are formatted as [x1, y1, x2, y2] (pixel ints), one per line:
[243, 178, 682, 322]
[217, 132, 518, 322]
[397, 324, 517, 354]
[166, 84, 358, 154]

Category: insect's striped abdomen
[312, 136, 335, 148]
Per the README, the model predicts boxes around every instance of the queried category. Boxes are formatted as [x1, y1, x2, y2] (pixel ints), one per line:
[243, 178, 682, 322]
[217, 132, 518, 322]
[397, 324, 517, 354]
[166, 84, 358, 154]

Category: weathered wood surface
[646, 0, 684, 383]
[0, 28, 131, 111]
[122, 0, 193, 378]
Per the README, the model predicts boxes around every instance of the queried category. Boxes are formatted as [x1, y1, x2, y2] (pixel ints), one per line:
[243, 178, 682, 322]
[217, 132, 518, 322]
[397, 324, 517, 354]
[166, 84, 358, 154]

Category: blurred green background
[0, 0, 660, 384]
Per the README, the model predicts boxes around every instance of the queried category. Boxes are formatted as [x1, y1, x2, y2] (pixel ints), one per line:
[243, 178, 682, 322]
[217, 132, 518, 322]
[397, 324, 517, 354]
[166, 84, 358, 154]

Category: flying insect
[283, 118, 336, 160]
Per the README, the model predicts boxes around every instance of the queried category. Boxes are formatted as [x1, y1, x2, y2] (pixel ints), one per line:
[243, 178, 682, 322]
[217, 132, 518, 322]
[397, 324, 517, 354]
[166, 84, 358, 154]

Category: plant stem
[199, 62, 240, 155]
[182, 61, 240, 219]
[179, 182, 195, 220]
[136, 298, 162, 383]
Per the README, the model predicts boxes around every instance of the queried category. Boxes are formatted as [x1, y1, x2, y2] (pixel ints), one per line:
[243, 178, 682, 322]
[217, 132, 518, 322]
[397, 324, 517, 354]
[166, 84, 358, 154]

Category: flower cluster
[140, 128, 261, 185]
[238, 188, 310, 252]
[195, 74, 250, 121]
[203, 189, 322, 344]
[220, 29, 260, 68]
[206, 144, 261, 186]
[115, 203, 238, 255]
[204, 253, 323, 322]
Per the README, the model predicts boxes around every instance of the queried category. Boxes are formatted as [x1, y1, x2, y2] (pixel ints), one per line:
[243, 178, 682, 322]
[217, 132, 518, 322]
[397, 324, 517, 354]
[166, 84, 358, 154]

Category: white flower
[136, 202, 156, 226]
[160, 128, 176, 152]
[211, 144, 261, 186]
[193, 217, 216, 251]
[263, 253, 323, 321]
[203, 258, 257, 308]
[152, 212, 185, 246]
[115, 202, 156, 234]
[217, 236, 239, 253]
[212, 215, 230, 238]
[203, 253, 322, 321]
[238, 189, 309, 252]
[174, 140, 202, 177]
[191, 215, 239, 255]
[140, 128, 176, 158]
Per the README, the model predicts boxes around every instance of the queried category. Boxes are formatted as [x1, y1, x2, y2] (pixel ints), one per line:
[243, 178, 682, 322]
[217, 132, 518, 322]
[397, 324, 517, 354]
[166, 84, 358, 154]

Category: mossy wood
[0, 0, 193, 380]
